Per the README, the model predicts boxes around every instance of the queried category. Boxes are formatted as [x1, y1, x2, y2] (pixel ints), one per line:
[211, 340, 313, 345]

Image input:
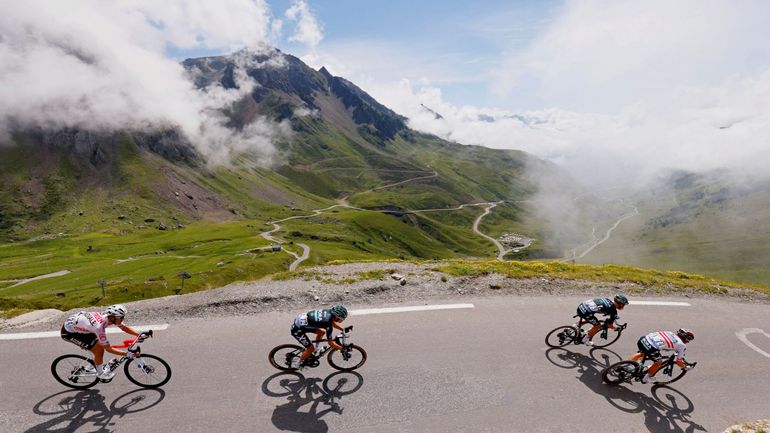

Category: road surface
[1, 296, 768, 432]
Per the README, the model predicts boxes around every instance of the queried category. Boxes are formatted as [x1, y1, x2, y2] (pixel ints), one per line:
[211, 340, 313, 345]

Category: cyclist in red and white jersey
[629, 328, 694, 383]
[60, 304, 142, 380]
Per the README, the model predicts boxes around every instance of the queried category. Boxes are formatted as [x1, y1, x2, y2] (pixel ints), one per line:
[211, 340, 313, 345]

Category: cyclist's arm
[118, 323, 141, 336]
[674, 344, 687, 367]
[326, 325, 344, 350]
[104, 344, 129, 357]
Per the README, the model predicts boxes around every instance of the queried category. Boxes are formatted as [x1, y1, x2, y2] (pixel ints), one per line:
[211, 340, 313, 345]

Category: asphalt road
[1, 296, 769, 432]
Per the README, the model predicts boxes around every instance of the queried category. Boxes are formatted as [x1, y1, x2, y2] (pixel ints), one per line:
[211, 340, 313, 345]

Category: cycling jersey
[642, 331, 687, 360]
[577, 298, 618, 325]
[63, 312, 128, 346]
[291, 309, 335, 349]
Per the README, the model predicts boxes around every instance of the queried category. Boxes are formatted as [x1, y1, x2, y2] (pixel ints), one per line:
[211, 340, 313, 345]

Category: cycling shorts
[637, 336, 662, 361]
[291, 325, 313, 349]
[60, 326, 98, 350]
[576, 308, 601, 327]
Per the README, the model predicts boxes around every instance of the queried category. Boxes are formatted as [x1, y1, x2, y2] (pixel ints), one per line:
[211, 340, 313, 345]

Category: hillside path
[568, 201, 639, 261]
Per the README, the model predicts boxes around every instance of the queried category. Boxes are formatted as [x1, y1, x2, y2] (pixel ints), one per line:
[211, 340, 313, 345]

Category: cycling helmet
[614, 294, 629, 306]
[330, 305, 348, 320]
[677, 328, 694, 342]
[104, 304, 127, 318]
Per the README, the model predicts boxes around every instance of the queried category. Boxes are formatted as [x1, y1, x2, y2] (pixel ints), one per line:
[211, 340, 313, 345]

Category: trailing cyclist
[629, 328, 694, 383]
[60, 304, 143, 380]
[576, 294, 628, 345]
[290, 305, 349, 369]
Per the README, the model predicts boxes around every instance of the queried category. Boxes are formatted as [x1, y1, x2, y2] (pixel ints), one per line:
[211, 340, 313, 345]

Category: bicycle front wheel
[269, 344, 304, 371]
[124, 354, 172, 388]
[51, 354, 99, 389]
[582, 323, 622, 348]
[652, 365, 688, 385]
[602, 361, 639, 385]
[327, 344, 367, 371]
[545, 325, 577, 348]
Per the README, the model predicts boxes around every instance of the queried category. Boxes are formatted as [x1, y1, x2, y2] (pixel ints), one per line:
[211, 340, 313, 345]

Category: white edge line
[629, 301, 691, 306]
[351, 303, 475, 316]
[0, 324, 169, 341]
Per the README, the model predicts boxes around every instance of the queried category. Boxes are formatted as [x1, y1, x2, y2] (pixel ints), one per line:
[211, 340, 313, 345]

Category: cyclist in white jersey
[60, 304, 142, 380]
[629, 328, 694, 383]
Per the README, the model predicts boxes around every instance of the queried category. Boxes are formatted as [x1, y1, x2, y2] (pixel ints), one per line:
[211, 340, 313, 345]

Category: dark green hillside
[0, 49, 556, 312]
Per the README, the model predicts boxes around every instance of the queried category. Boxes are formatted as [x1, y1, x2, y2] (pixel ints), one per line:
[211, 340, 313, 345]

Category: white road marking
[629, 301, 691, 306]
[351, 303, 474, 316]
[0, 324, 169, 341]
[736, 328, 770, 359]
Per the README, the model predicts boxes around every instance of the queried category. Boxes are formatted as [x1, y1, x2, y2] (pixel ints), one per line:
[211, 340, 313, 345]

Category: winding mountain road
[259, 169, 518, 269]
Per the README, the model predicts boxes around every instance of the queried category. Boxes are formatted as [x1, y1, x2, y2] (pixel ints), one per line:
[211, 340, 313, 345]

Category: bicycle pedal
[99, 377, 114, 383]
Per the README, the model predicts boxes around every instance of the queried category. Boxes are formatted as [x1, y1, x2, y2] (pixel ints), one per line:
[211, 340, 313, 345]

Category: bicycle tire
[327, 344, 367, 371]
[602, 360, 639, 385]
[124, 354, 172, 388]
[652, 365, 688, 385]
[545, 325, 577, 348]
[51, 354, 99, 389]
[269, 344, 304, 371]
[581, 323, 623, 348]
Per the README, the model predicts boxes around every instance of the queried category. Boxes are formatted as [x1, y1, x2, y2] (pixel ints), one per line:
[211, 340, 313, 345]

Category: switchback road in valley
[2, 296, 768, 432]
[261, 199, 517, 269]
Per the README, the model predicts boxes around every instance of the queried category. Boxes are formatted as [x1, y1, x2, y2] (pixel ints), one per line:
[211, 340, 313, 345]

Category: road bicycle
[51, 330, 171, 389]
[602, 353, 697, 386]
[545, 315, 627, 348]
[269, 326, 366, 371]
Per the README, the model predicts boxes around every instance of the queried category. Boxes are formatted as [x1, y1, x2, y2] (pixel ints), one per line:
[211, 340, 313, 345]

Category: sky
[2, 0, 770, 183]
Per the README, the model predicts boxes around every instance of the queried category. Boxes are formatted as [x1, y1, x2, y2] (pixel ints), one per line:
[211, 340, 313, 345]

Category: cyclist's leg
[629, 337, 647, 362]
[313, 330, 325, 353]
[61, 326, 98, 359]
[646, 356, 664, 376]
[291, 325, 314, 361]
[582, 314, 601, 340]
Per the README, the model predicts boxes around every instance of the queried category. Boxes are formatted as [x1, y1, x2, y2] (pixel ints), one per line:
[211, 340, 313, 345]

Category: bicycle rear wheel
[652, 364, 688, 385]
[545, 325, 577, 348]
[327, 344, 367, 371]
[602, 361, 639, 385]
[581, 323, 622, 348]
[51, 354, 99, 389]
[269, 344, 304, 371]
[124, 354, 172, 388]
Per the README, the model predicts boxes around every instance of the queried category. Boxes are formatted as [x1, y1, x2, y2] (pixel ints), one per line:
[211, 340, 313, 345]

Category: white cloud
[0, 0, 286, 165]
[492, 0, 770, 112]
[285, 0, 323, 49]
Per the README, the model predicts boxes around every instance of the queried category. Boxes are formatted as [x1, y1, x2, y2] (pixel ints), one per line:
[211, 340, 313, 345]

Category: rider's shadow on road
[545, 348, 706, 433]
[25, 388, 166, 433]
[262, 371, 364, 433]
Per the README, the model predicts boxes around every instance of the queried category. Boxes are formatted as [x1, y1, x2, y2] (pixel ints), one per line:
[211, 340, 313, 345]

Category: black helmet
[330, 305, 348, 319]
[677, 328, 694, 342]
[614, 294, 629, 306]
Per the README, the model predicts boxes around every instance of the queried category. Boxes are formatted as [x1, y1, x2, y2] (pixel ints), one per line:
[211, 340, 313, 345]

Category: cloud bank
[0, 0, 320, 165]
[353, 0, 770, 187]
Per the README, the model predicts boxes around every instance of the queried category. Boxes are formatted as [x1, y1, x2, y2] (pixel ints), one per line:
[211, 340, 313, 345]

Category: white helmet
[104, 304, 127, 318]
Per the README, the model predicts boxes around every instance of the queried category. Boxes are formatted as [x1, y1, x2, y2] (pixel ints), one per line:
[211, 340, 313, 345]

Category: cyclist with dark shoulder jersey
[290, 305, 349, 369]
[576, 294, 628, 345]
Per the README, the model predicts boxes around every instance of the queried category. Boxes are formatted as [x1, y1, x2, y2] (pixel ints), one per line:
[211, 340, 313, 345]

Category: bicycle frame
[297, 326, 354, 365]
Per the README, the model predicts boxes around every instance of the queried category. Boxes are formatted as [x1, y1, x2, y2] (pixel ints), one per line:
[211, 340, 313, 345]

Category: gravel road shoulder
[3, 261, 769, 332]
